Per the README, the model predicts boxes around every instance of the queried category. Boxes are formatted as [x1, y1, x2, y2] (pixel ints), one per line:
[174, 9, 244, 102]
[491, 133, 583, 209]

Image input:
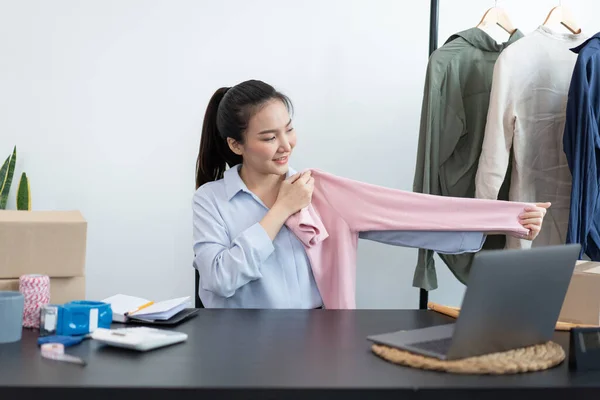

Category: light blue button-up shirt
[192, 165, 485, 308]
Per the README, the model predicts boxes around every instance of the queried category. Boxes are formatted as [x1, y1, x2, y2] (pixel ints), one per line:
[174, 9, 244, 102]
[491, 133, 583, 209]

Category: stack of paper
[101, 294, 191, 323]
[129, 297, 191, 322]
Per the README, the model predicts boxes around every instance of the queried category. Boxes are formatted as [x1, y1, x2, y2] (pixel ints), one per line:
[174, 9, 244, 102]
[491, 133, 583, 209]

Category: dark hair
[195, 80, 293, 189]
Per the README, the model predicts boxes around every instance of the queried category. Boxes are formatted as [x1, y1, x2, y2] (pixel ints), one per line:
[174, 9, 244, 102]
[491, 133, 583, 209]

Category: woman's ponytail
[195, 87, 242, 189]
[195, 80, 293, 190]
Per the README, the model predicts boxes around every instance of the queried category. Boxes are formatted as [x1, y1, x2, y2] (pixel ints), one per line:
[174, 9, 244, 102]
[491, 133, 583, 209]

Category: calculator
[91, 327, 188, 351]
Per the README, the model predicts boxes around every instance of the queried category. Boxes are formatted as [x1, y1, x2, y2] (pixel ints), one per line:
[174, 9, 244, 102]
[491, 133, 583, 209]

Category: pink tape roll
[19, 274, 50, 329]
[41, 343, 86, 365]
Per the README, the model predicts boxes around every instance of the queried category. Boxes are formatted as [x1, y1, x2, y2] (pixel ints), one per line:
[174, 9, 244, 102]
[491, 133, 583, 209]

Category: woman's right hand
[274, 171, 315, 217]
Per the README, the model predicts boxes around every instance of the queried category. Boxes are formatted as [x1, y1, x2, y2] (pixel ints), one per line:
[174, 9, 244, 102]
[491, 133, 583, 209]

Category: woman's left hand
[520, 202, 551, 241]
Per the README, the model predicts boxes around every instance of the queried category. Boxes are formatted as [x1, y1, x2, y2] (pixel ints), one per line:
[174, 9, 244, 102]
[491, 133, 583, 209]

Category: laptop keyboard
[409, 337, 453, 355]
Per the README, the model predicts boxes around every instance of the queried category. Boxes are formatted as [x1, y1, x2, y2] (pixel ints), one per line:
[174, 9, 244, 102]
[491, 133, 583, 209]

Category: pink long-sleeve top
[286, 169, 533, 309]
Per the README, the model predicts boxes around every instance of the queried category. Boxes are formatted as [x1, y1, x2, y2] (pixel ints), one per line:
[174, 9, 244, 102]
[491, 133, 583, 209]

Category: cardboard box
[558, 260, 600, 325]
[0, 276, 86, 304]
[0, 210, 87, 278]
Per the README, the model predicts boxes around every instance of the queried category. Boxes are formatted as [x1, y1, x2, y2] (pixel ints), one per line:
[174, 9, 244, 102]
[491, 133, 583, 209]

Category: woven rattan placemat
[371, 341, 565, 375]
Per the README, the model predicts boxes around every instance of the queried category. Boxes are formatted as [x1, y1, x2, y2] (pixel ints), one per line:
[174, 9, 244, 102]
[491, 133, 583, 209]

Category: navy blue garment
[564, 33, 600, 260]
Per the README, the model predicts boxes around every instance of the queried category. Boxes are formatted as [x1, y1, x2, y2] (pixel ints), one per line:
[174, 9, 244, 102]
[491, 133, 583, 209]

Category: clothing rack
[419, 0, 439, 310]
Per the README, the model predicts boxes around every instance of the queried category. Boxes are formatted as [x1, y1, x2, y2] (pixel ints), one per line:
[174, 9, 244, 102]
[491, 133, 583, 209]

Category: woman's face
[228, 99, 296, 176]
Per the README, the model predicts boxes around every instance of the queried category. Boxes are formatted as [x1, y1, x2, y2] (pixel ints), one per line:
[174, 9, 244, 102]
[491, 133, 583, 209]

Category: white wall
[1, 0, 599, 308]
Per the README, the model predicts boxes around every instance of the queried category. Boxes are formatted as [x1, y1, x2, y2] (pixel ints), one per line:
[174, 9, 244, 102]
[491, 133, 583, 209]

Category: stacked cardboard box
[0, 210, 87, 304]
[558, 260, 600, 325]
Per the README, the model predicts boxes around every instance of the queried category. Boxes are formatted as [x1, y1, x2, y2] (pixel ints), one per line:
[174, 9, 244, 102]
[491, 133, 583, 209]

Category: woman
[193, 79, 549, 309]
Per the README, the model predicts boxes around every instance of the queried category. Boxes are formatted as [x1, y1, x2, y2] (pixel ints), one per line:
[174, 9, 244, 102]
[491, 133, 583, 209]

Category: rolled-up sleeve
[193, 191, 274, 298]
[359, 231, 485, 254]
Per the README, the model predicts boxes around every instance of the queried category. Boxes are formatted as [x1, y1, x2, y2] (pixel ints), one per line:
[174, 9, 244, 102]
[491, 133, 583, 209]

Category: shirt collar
[224, 164, 297, 201]
[571, 32, 600, 54]
[536, 25, 585, 42]
[445, 27, 523, 52]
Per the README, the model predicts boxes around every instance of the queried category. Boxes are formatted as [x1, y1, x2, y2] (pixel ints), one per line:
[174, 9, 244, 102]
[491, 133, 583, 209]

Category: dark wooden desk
[0, 309, 599, 399]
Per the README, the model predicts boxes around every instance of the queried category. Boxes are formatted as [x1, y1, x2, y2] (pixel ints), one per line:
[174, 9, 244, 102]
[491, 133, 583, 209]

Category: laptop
[367, 243, 581, 360]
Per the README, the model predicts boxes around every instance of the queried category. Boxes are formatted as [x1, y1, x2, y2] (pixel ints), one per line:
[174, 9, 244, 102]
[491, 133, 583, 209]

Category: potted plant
[0, 146, 30, 210]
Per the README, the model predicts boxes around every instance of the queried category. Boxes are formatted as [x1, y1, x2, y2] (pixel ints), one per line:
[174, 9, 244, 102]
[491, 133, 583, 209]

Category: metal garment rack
[419, 0, 440, 310]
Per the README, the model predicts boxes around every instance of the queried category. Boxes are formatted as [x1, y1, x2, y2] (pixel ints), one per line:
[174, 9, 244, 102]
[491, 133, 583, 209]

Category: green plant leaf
[0, 147, 16, 210]
[17, 172, 30, 211]
[0, 155, 10, 210]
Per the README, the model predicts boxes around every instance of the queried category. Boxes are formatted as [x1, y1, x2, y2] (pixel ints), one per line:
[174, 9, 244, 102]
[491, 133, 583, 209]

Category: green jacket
[412, 28, 523, 291]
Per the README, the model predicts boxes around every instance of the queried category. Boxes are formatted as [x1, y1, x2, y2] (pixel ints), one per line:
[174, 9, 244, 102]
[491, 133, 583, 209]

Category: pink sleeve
[286, 205, 329, 247]
[311, 169, 531, 236]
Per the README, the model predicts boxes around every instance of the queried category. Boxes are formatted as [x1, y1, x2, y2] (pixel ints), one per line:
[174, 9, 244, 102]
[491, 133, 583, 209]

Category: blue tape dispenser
[39, 301, 112, 336]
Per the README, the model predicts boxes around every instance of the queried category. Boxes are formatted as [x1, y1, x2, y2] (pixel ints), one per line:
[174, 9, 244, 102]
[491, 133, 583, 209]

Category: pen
[125, 301, 154, 316]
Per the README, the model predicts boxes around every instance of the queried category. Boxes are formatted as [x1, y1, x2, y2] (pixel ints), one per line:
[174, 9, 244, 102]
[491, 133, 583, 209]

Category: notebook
[127, 308, 200, 326]
[101, 294, 192, 323]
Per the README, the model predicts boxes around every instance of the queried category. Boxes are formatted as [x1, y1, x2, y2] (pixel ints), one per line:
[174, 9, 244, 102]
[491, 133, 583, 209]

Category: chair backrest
[194, 269, 205, 308]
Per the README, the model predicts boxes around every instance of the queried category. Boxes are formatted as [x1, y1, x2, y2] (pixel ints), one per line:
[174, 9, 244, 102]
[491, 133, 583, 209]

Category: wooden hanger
[543, 5, 581, 34]
[476, 6, 516, 35]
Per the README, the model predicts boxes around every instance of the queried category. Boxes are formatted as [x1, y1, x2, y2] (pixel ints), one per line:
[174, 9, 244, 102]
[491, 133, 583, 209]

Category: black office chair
[194, 269, 205, 308]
